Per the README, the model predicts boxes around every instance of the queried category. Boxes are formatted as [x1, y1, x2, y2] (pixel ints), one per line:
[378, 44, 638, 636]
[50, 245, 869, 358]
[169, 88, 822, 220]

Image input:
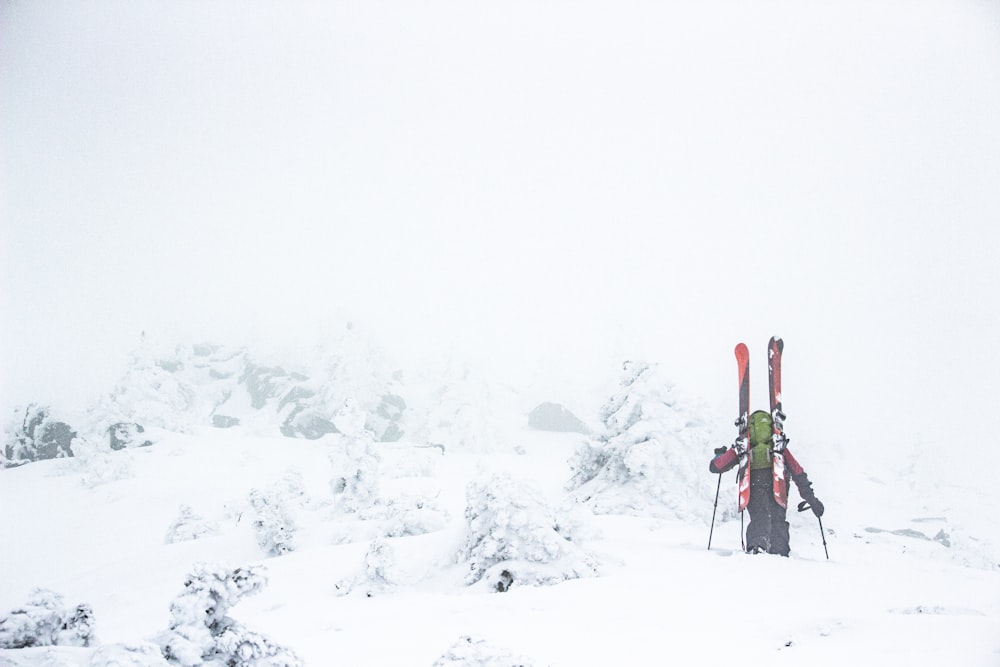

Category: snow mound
[433, 635, 539, 667]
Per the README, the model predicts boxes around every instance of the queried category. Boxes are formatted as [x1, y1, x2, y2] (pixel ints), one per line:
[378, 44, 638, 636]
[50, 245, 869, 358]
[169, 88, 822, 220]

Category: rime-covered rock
[3, 405, 76, 467]
[108, 422, 153, 450]
[528, 402, 591, 434]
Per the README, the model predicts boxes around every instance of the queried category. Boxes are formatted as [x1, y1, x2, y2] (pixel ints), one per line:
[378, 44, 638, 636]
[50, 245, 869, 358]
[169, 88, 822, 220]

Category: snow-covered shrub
[248, 488, 298, 557]
[433, 635, 537, 667]
[567, 360, 723, 521]
[165, 505, 222, 544]
[329, 434, 381, 513]
[382, 492, 450, 537]
[335, 536, 400, 597]
[0, 588, 94, 648]
[2, 404, 77, 467]
[459, 472, 597, 590]
[158, 563, 300, 667]
[246, 469, 317, 555]
[364, 536, 396, 587]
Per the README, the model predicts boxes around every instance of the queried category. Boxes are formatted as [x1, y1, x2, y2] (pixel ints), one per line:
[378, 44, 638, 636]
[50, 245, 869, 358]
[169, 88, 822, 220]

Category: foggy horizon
[3, 1, 999, 457]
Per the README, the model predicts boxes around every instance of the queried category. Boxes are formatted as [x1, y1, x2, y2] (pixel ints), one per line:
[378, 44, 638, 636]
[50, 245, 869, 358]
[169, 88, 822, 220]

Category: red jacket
[709, 446, 805, 478]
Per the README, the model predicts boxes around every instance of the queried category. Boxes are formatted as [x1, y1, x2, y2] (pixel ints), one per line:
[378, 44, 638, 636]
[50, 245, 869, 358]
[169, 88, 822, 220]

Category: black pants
[746, 468, 790, 556]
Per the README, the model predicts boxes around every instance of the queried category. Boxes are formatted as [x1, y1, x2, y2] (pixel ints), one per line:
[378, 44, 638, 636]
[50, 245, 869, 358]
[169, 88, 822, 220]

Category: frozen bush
[568, 360, 722, 521]
[459, 472, 597, 589]
[249, 488, 297, 557]
[382, 493, 449, 537]
[245, 469, 314, 555]
[158, 563, 300, 667]
[365, 536, 396, 587]
[165, 505, 222, 544]
[329, 434, 381, 513]
[0, 588, 94, 648]
[335, 536, 399, 597]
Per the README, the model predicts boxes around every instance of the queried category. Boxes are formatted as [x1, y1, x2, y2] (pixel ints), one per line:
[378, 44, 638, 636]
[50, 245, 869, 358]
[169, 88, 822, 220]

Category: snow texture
[433, 635, 538, 667]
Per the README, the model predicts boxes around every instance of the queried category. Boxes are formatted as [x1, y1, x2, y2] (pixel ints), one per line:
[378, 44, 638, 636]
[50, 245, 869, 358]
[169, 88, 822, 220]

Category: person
[709, 410, 823, 556]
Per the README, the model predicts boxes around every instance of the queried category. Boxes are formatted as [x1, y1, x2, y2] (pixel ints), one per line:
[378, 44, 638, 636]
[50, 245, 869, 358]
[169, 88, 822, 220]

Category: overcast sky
[2, 1, 999, 456]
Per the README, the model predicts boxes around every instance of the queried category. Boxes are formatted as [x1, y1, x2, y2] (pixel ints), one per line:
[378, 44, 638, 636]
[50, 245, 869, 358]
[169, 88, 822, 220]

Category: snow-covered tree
[0, 588, 94, 649]
[2, 404, 77, 467]
[567, 360, 723, 522]
[329, 434, 381, 513]
[336, 535, 400, 596]
[459, 472, 597, 590]
[248, 488, 298, 557]
[165, 505, 222, 544]
[381, 492, 450, 537]
[158, 563, 300, 667]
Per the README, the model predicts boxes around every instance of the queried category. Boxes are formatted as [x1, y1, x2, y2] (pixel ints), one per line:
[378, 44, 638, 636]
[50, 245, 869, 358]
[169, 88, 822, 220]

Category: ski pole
[797, 501, 829, 560]
[707, 473, 722, 550]
[817, 515, 829, 560]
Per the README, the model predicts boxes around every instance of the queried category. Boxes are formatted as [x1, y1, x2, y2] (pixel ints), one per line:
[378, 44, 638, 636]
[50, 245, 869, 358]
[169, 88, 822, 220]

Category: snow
[2, 353, 999, 665]
[2, 1, 1000, 665]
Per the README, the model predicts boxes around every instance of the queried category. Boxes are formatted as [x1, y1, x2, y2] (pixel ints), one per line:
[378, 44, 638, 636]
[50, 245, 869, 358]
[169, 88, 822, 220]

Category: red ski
[734, 343, 751, 511]
[768, 336, 788, 508]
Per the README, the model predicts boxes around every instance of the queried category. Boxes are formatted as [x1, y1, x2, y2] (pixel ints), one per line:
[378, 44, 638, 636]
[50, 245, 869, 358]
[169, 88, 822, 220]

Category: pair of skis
[734, 336, 787, 511]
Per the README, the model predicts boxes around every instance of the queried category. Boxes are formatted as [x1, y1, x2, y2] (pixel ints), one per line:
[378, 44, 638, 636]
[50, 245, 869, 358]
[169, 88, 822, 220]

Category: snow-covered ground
[2, 367, 998, 666]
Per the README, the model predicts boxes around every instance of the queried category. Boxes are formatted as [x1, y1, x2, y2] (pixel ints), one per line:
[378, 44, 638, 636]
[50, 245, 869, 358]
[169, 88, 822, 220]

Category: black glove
[809, 498, 825, 517]
[713, 446, 729, 456]
[793, 473, 822, 510]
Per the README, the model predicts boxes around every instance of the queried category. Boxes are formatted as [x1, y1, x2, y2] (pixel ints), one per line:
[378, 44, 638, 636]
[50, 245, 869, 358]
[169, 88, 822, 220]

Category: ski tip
[769, 336, 784, 352]
[735, 342, 749, 359]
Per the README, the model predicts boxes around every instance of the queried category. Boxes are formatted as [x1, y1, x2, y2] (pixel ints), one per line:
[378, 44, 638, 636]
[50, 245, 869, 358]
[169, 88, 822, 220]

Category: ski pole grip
[796, 500, 811, 513]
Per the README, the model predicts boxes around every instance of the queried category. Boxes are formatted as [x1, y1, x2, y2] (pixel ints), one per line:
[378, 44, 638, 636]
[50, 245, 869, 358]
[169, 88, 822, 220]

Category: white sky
[2, 1, 999, 453]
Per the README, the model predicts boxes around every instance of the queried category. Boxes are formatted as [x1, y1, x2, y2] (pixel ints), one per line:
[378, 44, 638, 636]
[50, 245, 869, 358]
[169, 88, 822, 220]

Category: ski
[735, 342, 751, 512]
[768, 336, 788, 508]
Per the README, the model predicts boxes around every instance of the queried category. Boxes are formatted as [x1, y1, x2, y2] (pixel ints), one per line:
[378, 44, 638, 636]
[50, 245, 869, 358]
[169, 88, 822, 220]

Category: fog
[2, 1, 998, 458]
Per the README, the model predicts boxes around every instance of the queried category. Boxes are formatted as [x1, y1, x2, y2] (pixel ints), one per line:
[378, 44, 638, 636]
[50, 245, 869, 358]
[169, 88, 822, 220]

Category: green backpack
[748, 410, 775, 470]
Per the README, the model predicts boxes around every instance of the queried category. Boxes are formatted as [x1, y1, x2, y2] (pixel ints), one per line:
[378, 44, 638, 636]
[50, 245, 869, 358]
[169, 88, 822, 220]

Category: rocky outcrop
[3, 405, 77, 467]
[108, 422, 153, 450]
[528, 402, 591, 434]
